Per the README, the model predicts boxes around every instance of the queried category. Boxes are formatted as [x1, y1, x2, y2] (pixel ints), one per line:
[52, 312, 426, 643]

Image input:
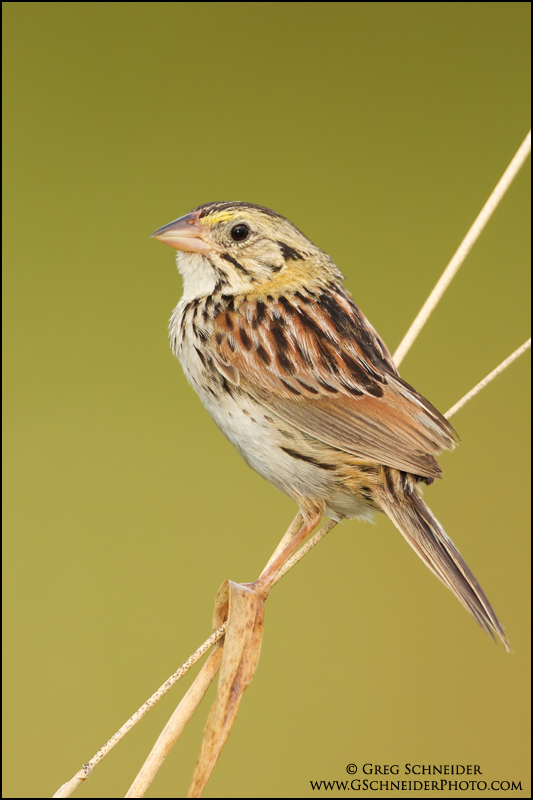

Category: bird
[152, 201, 508, 649]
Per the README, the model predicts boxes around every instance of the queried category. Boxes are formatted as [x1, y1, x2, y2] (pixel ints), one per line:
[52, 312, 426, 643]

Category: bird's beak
[151, 213, 223, 253]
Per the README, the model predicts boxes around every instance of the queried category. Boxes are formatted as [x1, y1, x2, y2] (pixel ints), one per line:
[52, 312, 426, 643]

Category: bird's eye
[230, 224, 250, 242]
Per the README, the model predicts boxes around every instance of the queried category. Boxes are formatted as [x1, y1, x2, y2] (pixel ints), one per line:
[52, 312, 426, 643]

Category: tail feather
[375, 468, 509, 650]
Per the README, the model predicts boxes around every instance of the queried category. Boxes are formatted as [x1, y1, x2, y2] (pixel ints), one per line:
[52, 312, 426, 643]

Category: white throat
[176, 251, 219, 302]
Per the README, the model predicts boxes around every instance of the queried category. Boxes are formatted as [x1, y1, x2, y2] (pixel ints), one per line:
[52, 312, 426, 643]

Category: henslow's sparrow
[153, 201, 508, 649]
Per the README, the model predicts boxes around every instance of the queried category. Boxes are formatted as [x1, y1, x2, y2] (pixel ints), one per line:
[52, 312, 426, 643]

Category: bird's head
[152, 201, 342, 300]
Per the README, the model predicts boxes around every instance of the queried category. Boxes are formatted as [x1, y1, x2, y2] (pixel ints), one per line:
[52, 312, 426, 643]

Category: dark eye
[230, 223, 250, 242]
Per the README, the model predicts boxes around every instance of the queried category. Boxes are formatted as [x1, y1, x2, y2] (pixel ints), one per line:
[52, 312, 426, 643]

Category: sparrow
[152, 201, 508, 649]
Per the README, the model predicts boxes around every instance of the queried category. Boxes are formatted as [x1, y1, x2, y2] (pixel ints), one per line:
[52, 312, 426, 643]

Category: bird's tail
[375, 467, 509, 650]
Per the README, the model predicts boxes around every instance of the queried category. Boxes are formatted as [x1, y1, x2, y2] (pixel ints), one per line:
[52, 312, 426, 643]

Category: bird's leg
[259, 511, 303, 575]
[251, 504, 324, 600]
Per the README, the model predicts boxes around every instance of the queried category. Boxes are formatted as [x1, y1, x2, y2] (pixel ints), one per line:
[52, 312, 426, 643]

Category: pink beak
[151, 212, 223, 253]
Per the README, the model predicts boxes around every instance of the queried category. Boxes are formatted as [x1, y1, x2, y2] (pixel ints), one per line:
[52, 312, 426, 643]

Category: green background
[3, 2, 530, 797]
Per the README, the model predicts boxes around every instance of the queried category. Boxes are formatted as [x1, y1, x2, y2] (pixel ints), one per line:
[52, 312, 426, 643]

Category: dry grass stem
[52, 623, 227, 798]
[393, 130, 531, 367]
[445, 338, 531, 420]
[126, 646, 224, 798]
[188, 581, 265, 798]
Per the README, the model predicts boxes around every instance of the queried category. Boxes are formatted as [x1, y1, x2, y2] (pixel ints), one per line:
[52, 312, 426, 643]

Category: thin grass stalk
[393, 130, 531, 367]
[445, 338, 531, 420]
[126, 646, 224, 798]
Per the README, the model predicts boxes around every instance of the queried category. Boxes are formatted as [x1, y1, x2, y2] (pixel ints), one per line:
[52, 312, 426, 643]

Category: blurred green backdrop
[3, 2, 530, 797]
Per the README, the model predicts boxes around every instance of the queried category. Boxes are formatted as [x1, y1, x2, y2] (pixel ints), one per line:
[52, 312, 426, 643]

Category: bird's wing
[210, 287, 457, 478]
